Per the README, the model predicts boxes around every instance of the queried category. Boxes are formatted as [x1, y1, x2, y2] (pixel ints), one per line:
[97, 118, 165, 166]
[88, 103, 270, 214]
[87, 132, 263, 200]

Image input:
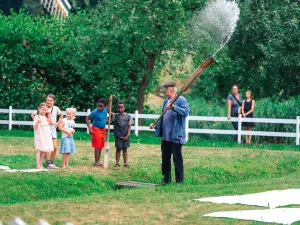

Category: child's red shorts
[91, 126, 106, 149]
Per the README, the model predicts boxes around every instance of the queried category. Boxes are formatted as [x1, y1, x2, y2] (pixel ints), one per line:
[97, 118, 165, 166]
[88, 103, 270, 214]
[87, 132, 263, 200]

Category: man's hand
[109, 95, 113, 102]
[89, 128, 93, 135]
[165, 104, 173, 111]
[227, 115, 231, 120]
[149, 123, 156, 129]
[124, 135, 129, 140]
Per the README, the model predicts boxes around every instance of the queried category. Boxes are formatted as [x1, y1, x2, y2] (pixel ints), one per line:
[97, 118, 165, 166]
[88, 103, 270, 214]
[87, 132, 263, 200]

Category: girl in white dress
[33, 103, 54, 169]
[58, 108, 77, 168]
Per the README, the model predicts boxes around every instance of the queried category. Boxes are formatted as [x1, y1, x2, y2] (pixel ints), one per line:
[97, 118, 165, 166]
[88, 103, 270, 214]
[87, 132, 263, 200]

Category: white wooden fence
[0, 106, 299, 145]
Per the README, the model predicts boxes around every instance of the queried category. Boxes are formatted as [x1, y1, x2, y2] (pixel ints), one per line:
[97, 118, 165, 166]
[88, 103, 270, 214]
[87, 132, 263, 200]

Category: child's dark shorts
[115, 137, 130, 149]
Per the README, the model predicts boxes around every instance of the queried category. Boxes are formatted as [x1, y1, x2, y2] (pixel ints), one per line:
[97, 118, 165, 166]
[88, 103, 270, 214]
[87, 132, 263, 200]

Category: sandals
[93, 162, 103, 167]
[114, 164, 121, 168]
[124, 164, 130, 168]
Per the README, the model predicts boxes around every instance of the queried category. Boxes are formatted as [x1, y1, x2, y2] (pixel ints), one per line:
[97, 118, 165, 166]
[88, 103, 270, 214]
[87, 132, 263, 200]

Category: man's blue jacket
[155, 96, 190, 144]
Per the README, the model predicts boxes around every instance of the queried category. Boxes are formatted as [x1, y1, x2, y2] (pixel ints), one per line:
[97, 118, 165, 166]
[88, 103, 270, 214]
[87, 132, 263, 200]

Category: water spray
[151, 0, 240, 126]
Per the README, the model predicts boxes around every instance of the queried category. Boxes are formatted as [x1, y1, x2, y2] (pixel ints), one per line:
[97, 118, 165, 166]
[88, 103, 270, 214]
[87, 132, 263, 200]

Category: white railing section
[0, 107, 299, 145]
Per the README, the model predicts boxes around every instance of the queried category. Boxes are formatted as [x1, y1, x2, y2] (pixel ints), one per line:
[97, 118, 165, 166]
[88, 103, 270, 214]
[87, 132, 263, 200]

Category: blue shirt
[162, 100, 178, 143]
[227, 94, 242, 115]
[90, 108, 108, 128]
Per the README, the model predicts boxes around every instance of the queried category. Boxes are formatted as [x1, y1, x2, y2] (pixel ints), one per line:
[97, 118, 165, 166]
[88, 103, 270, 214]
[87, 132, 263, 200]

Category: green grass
[0, 173, 115, 204]
[1, 134, 300, 224]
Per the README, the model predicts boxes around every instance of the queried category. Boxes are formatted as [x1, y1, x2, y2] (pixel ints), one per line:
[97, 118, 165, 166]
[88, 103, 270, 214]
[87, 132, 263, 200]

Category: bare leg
[36, 150, 44, 169]
[45, 152, 49, 163]
[51, 138, 57, 161]
[123, 148, 128, 165]
[116, 148, 121, 164]
[36, 150, 41, 169]
[39, 152, 44, 168]
[94, 148, 101, 164]
[61, 154, 66, 167]
[246, 126, 249, 143]
[249, 127, 253, 144]
[65, 154, 71, 167]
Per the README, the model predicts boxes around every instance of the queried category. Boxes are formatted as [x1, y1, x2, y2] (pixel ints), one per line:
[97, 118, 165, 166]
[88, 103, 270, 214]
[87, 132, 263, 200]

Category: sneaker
[50, 163, 58, 169]
[46, 164, 52, 169]
[114, 164, 121, 168]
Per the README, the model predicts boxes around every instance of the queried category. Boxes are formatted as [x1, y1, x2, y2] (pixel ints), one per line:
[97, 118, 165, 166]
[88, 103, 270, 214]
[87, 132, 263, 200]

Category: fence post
[185, 115, 189, 142]
[86, 109, 91, 134]
[8, 106, 12, 131]
[238, 114, 242, 144]
[296, 116, 300, 146]
[135, 110, 139, 136]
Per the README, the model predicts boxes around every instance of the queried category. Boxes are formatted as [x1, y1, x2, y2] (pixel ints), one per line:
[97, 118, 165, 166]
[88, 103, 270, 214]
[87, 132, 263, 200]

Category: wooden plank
[188, 129, 237, 135]
[241, 131, 296, 138]
[117, 181, 157, 188]
[0, 120, 9, 125]
[189, 116, 235, 122]
[138, 114, 160, 119]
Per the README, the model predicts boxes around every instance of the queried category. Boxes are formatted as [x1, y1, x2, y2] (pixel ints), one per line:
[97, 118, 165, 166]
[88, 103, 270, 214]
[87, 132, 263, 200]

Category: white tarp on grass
[0, 165, 11, 170]
[0, 165, 47, 173]
[204, 208, 300, 225]
[7, 169, 47, 173]
[195, 189, 300, 209]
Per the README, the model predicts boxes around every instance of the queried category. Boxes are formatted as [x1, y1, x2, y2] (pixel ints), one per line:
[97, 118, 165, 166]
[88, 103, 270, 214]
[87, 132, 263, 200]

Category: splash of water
[190, 0, 240, 57]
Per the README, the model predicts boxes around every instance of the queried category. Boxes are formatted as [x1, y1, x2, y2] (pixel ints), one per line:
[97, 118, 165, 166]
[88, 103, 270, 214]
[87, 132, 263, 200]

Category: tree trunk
[136, 54, 156, 125]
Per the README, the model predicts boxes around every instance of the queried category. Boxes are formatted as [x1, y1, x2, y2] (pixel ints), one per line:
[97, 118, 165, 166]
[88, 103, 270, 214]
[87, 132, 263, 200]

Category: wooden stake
[103, 95, 112, 169]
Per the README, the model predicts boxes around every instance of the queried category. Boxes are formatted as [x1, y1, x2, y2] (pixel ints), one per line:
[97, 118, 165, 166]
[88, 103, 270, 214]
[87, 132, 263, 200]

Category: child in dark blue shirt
[112, 102, 133, 168]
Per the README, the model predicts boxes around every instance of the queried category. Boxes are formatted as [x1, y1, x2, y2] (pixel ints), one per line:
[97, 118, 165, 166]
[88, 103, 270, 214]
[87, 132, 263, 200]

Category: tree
[190, 0, 299, 101]
[85, 0, 191, 114]
[0, 1, 210, 115]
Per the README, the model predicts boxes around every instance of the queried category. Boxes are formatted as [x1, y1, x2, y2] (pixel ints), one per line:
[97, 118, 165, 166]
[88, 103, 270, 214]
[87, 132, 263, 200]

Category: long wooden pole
[152, 56, 215, 126]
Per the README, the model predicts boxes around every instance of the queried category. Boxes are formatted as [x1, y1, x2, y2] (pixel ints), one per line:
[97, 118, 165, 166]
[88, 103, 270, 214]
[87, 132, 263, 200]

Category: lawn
[0, 131, 300, 224]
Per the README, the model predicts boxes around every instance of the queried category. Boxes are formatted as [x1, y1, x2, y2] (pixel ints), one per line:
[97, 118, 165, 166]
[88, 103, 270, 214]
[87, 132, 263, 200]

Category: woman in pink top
[33, 103, 54, 169]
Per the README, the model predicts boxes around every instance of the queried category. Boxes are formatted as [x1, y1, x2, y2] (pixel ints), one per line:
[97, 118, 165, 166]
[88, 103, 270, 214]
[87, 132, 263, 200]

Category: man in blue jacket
[150, 81, 190, 185]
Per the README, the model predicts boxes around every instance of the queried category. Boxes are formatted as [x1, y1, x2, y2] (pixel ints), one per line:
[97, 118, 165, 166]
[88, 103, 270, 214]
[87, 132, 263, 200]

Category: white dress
[33, 115, 54, 152]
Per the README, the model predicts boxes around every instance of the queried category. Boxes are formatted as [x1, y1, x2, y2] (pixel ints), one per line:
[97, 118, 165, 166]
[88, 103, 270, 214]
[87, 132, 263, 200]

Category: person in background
[31, 94, 63, 168]
[58, 108, 77, 168]
[33, 103, 54, 169]
[242, 90, 255, 144]
[111, 101, 134, 168]
[150, 81, 190, 185]
[227, 85, 242, 141]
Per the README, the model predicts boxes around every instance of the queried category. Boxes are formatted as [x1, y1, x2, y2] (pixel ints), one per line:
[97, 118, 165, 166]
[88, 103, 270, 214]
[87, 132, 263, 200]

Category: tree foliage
[191, 0, 299, 101]
[0, 1, 202, 113]
[0, 0, 299, 114]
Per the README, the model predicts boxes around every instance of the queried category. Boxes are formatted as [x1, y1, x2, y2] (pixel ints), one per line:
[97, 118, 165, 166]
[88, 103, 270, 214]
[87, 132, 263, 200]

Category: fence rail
[0, 107, 299, 145]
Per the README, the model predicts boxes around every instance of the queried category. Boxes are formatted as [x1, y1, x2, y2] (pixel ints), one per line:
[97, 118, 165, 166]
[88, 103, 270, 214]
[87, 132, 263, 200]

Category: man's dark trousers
[161, 140, 184, 183]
